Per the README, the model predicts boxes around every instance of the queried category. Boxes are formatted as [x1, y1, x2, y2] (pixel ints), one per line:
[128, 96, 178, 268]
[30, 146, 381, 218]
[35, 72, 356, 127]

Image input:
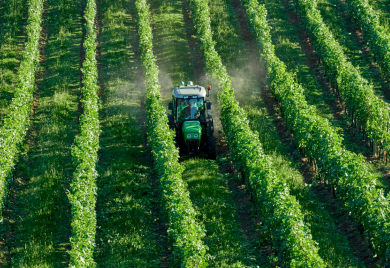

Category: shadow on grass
[182, 159, 256, 267]
[150, 0, 195, 104]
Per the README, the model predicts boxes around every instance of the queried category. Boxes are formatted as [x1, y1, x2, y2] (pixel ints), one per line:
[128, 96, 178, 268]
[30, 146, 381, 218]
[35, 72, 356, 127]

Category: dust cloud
[154, 58, 267, 137]
[157, 69, 174, 107]
[228, 55, 266, 107]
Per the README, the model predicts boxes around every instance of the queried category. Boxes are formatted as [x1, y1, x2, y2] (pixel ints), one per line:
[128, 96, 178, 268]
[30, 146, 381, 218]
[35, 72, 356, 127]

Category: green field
[0, 0, 390, 266]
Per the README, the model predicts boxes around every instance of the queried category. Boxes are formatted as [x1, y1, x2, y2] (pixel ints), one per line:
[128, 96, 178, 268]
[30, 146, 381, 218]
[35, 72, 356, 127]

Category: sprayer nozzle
[208, 85, 211, 90]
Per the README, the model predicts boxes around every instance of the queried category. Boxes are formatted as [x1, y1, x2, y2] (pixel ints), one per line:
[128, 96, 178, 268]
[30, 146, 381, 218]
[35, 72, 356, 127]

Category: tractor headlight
[194, 134, 198, 138]
[187, 134, 191, 138]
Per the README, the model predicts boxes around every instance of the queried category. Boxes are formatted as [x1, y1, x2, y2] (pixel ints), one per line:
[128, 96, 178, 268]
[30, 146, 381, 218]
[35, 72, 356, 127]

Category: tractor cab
[167, 81, 216, 159]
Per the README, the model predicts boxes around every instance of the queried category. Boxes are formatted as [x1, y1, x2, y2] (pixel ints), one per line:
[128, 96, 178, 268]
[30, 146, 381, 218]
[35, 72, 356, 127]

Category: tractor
[167, 81, 216, 159]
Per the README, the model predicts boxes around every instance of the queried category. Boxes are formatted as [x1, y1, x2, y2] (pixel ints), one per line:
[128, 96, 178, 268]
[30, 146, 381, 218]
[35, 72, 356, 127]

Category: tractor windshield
[177, 98, 205, 121]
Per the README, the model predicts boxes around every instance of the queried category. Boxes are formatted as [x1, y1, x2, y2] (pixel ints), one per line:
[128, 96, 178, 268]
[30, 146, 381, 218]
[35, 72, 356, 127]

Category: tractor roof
[173, 86, 207, 98]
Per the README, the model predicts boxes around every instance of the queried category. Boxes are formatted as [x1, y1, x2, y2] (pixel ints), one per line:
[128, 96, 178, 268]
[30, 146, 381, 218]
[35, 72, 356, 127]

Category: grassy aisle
[149, 0, 194, 105]
[181, 159, 257, 267]
[208, 0, 365, 266]
[0, 0, 27, 123]
[94, 0, 160, 266]
[9, 0, 81, 266]
[149, 0, 255, 266]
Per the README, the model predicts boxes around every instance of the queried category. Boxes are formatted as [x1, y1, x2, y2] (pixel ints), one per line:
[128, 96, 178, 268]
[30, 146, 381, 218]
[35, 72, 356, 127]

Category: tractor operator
[177, 99, 186, 119]
[178, 99, 191, 120]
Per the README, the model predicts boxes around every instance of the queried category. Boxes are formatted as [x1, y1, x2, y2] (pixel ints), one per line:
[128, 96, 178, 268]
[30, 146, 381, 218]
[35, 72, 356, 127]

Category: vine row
[242, 0, 390, 261]
[293, 0, 390, 153]
[344, 0, 390, 84]
[135, 0, 208, 266]
[187, 0, 325, 266]
[0, 0, 43, 219]
[68, 0, 100, 266]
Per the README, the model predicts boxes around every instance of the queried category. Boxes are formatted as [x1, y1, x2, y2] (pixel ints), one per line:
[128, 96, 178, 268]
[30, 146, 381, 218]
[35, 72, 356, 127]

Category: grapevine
[242, 0, 390, 261]
[135, 0, 208, 266]
[293, 0, 390, 153]
[187, 0, 325, 266]
[0, 0, 43, 219]
[68, 0, 100, 266]
[344, 0, 390, 85]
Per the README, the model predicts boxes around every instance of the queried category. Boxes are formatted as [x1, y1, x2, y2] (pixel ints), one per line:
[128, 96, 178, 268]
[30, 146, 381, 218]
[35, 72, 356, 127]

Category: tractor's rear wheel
[167, 113, 174, 129]
[207, 135, 217, 160]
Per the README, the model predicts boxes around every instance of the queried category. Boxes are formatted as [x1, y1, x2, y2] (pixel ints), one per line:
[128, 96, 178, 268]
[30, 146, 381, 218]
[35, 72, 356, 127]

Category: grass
[0, 0, 27, 125]
[208, 0, 246, 64]
[182, 159, 257, 267]
[208, 0, 365, 266]
[94, 0, 161, 266]
[8, 0, 81, 266]
[149, 0, 195, 104]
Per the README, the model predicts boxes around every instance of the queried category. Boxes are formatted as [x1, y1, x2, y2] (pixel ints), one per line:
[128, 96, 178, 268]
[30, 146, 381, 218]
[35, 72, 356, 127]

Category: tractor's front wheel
[207, 135, 217, 160]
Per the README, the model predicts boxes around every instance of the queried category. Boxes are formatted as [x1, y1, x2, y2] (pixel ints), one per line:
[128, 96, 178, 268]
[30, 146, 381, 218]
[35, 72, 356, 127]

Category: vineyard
[1, 0, 390, 266]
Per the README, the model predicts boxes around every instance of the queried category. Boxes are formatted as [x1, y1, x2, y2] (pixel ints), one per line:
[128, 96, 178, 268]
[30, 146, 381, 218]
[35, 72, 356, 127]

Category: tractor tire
[167, 113, 174, 129]
[207, 135, 217, 160]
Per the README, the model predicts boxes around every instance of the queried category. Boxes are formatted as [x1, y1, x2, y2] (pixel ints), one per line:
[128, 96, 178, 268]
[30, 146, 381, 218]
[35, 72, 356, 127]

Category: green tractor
[168, 81, 216, 159]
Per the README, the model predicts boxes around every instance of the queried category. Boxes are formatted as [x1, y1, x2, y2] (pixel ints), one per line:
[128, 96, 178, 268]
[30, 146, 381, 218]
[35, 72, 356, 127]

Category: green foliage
[0, 0, 27, 121]
[135, 0, 208, 266]
[0, 0, 43, 219]
[68, 0, 100, 266]
[344, 0, 390, 90]
[188, 0, 324, 266]
[242, 0, 390, 261]
[293, 0, 390, 152]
